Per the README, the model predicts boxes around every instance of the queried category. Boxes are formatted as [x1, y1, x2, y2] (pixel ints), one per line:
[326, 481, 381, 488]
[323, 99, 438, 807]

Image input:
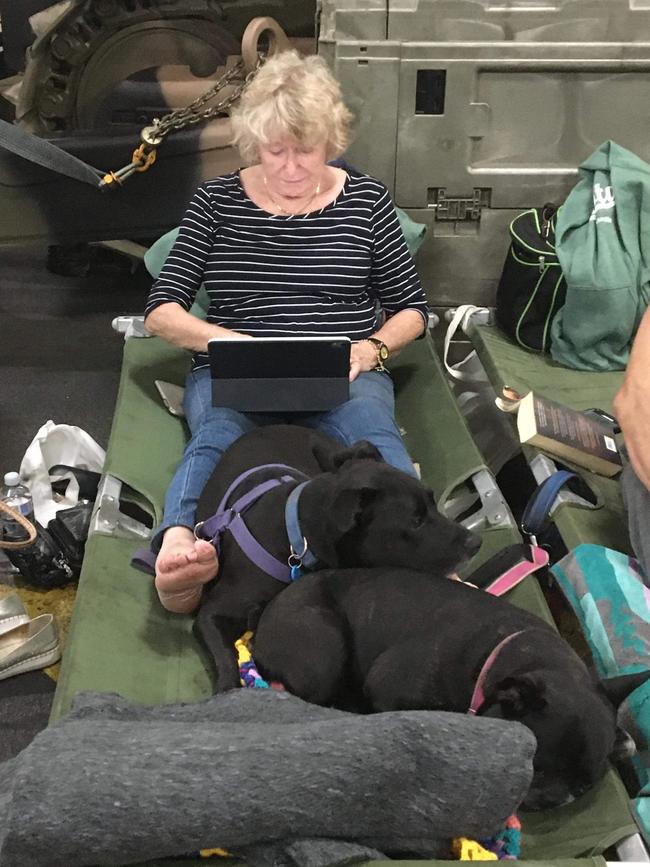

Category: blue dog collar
[285, 481, 319, 579]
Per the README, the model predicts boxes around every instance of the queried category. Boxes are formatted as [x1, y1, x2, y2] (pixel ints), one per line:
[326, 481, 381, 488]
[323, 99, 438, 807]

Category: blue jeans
[159, 367, 416, 533]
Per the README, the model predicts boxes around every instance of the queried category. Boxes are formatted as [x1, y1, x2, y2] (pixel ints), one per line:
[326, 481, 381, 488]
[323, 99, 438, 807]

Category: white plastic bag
[19, 421, 106, 526]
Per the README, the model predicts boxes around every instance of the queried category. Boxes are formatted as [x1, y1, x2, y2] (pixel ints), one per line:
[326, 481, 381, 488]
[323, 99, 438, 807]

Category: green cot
[50, 331, 642, 866]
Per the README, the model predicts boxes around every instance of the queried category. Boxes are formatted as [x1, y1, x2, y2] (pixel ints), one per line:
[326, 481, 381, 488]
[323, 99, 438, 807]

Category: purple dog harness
[132, 463, 319, 582]
[194, 463, 319, 582]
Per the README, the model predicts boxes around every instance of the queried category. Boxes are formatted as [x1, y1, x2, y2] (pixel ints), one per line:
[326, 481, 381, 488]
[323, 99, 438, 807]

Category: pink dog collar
[485, 545, 549, 597]
[468, 630, 525, 715]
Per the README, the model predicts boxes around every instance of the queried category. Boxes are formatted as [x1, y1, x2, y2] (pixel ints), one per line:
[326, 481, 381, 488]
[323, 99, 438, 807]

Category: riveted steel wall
[320, 0, 650, 305]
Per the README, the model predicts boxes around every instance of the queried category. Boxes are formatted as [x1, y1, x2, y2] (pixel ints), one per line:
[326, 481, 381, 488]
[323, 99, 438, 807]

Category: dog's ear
[314, 440, 383, 473]
[310, 484, 379, 566]
[600, 670, 650, 709]
[611, 726, 637, 761]
[491, 674, 547, 718]
[332, 486, 379, 535]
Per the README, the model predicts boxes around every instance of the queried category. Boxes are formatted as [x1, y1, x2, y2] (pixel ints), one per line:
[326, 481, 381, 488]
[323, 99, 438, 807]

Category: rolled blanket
[0, 690, 535, 867]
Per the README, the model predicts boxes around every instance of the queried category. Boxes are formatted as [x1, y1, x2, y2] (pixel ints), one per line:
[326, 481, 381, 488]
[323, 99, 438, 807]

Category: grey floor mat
[0, 671, 55, 762]
[0, 243, 150, 470]
[0, 241, 150, 754]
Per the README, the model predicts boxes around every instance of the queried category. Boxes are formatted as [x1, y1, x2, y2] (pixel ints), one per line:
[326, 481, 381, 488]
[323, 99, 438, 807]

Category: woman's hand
[614, 381, 650, 489]
[614, 305, 650, 490]
[144, 302, 255, 352]
[349, 340, 380, 382]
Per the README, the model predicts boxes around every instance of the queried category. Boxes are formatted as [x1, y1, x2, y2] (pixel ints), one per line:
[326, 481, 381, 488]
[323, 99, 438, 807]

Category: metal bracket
[431, 188, 491, 222]
[463, 468, 517, 531]
[111, 315, 151, 341]
[442, 468, 517, 532]
[448, 306, 495, 329]
[89, 475, 152, 541]
[529, 453, 595, 511]
[614, 832, 650, 862]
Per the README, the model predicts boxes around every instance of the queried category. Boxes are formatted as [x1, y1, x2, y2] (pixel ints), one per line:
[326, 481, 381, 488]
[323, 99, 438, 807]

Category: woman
[144, 50, 429, 613]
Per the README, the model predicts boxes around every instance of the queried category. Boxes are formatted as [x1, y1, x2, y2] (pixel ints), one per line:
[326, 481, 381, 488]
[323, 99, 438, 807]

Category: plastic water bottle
[0, 472, 34, 585]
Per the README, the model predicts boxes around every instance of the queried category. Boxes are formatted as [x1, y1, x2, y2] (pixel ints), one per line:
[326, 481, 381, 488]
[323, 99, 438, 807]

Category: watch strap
[365, 337, 388, 371]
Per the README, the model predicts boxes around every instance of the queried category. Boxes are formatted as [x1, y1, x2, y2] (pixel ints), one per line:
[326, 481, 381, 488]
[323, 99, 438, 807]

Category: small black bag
[2, 465, 98, 589]
[47, 500, 94, 570]
[495, 204, 567, 353]
[4, 522, 77, 589]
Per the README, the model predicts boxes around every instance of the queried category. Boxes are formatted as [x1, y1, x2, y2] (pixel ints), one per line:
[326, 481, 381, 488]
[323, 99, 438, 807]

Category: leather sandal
[0, 592, 30, 637]
[0, 614, 61, 681]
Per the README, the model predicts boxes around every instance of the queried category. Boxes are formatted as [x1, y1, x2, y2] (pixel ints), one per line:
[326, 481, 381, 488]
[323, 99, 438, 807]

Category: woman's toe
[195, 540, 217, 561]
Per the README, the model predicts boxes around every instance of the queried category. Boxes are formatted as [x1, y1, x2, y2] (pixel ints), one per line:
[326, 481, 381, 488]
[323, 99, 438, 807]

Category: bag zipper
[540, 204, 556, 239]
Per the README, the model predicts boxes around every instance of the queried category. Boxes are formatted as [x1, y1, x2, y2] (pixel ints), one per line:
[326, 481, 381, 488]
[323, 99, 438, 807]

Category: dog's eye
[411, 511, 426, 530]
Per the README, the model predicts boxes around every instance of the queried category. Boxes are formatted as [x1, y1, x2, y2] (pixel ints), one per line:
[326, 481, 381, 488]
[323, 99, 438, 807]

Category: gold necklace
[263, 175, 321, 216]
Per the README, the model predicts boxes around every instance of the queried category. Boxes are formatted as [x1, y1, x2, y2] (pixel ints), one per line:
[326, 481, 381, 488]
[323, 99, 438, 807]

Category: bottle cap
[3, 472, 21, 487]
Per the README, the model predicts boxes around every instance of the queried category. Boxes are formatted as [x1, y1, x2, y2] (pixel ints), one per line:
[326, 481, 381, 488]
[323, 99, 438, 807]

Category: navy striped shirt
[145, 167, 429, 370]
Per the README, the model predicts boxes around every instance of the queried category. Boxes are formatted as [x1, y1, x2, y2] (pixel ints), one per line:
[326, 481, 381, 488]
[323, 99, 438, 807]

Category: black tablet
[208, 336, 351, 412]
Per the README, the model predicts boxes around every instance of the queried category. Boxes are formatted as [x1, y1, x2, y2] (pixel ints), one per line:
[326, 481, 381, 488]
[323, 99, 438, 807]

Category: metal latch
[430, 188, 491, 222]
[90, 475, 153, 541]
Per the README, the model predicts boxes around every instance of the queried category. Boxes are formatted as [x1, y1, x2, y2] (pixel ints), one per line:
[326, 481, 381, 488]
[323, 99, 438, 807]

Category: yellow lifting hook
[100, 143, 157, 190]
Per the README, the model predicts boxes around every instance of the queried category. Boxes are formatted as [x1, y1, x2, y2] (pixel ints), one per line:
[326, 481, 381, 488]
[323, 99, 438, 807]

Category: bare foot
[155, 527, 219, 613]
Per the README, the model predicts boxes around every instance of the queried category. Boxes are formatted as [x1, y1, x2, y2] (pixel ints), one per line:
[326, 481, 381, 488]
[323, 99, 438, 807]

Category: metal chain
[140, 57, 261, 146]
[100, 53, 264, 188]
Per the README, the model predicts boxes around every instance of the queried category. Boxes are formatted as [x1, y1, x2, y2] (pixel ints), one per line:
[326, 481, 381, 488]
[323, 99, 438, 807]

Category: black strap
[132, 548, 157, 576]
[0, 118, 104, 187]
[49, 464, 101, 501]
[465, 543, 538, 591]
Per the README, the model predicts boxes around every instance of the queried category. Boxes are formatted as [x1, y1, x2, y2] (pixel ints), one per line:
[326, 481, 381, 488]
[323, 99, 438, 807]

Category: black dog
[193, 425, 480, 692]
[252, 567, 650, 810]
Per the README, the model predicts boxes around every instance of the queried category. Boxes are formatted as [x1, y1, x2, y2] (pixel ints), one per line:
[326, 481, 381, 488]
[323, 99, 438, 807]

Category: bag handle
[443, 304, 490, 382]
[0, 500, 38, 550]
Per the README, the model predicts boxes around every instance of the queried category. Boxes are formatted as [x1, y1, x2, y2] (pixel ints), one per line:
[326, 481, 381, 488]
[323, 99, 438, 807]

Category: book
[507, 390, 623, 477]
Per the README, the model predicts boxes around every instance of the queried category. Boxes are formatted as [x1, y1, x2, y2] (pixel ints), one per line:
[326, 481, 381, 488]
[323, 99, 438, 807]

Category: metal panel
[389, 0, 650, 43]
[318, 0, 388, 44]
[394, 45, 650, 208]
[327, 41, 402, 188]
[403, 206, 515, 306]
[320, 0, 650, 304]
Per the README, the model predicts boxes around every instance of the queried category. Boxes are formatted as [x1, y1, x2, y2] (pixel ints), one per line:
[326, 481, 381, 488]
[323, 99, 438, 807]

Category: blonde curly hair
[230, 50, 353, 163]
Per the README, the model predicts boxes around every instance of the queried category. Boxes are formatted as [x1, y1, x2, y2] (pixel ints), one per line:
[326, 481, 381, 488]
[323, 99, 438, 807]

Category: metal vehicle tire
[14, 0, 265, 133]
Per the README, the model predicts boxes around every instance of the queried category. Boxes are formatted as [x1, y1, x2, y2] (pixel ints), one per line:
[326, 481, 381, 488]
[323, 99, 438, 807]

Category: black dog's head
[483, 667, 650, 810]
[304, 440, 480, 576]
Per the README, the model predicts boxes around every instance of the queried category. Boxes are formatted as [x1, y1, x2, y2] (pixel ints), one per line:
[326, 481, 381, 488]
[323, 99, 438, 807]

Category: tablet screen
[208, 337, 351, 379]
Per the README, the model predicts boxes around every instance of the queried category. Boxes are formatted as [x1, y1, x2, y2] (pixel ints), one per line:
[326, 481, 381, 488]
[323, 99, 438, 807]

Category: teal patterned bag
[551, 543, 650, 834]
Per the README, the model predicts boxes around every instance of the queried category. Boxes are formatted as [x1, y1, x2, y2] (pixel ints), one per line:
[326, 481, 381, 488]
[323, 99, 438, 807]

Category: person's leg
[622, 462, 650, 583]
[155, 368, 260, 612]
[302, 371, 417, 477]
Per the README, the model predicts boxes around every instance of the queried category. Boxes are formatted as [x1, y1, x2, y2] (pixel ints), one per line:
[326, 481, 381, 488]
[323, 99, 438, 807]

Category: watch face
[379, 345, 389, 360]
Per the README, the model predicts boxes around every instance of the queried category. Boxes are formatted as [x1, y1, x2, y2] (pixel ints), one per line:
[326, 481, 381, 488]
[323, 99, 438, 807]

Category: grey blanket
[0, 689, 535, 867]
